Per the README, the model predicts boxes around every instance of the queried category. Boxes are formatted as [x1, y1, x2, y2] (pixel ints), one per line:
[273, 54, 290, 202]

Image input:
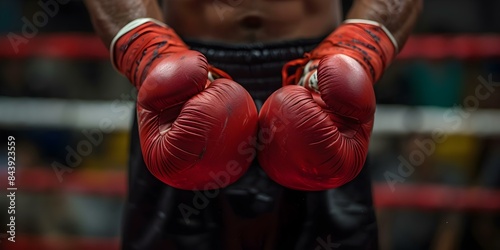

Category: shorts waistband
[184, 37, 324, 103]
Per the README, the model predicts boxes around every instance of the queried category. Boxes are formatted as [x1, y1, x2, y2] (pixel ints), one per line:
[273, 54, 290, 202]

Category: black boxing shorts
[121, 37, 378, 250]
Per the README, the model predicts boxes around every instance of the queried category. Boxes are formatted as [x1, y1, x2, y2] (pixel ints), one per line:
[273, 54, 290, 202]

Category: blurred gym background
[0, 0, 499, 249]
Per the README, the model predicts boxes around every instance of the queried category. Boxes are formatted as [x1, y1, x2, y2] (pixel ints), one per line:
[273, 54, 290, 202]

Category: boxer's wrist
[111, 19, 189, 88]
[84, 0, 163, 47]
[346, 0, 422, 47]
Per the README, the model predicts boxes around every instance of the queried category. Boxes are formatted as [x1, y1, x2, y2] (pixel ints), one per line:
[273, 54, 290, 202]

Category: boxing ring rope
[2, 34, 500, 60]
[2, 168, 499, 250]
[1, 168, 500, 211]
[2, 97, 500, 135]
[1, 34, 500, 249]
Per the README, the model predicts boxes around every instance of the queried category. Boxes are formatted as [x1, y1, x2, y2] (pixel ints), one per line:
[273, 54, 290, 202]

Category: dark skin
[85, 0, 422, 49]
[163, 0, 341, 43]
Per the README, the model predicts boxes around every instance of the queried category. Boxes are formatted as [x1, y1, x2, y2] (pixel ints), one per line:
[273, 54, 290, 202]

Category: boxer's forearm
[347, 0, 422, 49]
[84, 0, 163, 47]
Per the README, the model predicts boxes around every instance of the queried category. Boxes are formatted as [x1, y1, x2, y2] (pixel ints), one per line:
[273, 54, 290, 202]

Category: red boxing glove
[259, 20, 397, 191]
[112, 19, 258, 190]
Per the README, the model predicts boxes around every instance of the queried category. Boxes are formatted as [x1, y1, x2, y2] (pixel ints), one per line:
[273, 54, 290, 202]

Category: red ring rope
[1, 34, 500, 60]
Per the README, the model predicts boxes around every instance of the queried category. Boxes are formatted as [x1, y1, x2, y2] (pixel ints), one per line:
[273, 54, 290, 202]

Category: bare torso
[163, 0, 342, 43]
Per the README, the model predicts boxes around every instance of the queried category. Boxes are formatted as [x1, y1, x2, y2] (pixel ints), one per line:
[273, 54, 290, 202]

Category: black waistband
[184, 37, 324, 102]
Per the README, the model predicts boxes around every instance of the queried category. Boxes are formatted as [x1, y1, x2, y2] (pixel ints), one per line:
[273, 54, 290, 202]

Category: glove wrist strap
[282, 19, 398, 85]
[110, 18, 188, 88]
[110, 18, 167, 71]
[343, 19, 399, 53]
